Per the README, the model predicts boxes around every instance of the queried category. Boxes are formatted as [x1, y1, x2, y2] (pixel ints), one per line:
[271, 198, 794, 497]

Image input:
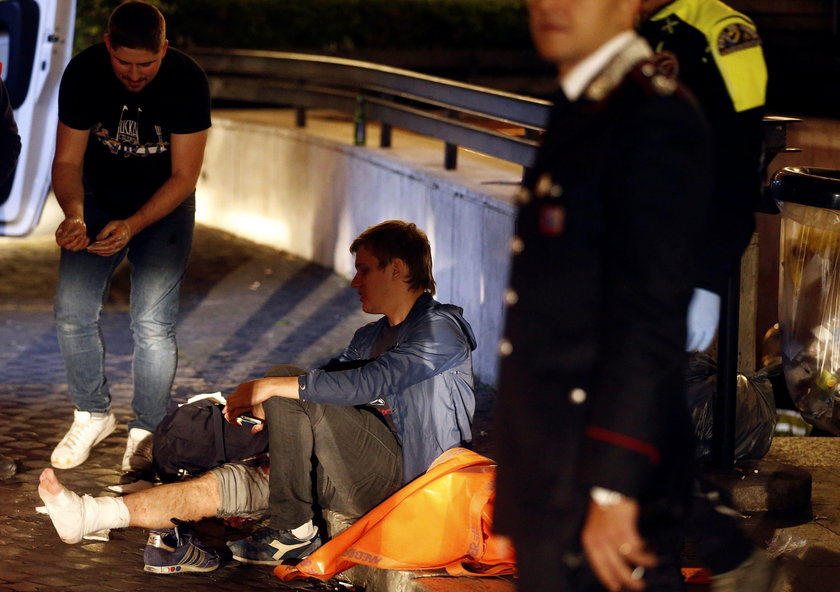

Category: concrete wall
[195, 112, 520, 385]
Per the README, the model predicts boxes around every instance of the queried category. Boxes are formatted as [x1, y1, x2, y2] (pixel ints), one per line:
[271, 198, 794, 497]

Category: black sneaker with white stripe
[226, 526, 321, 565]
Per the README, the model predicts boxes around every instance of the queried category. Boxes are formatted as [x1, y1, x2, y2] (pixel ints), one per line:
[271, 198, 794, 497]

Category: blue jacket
[298, 292, 477, 482]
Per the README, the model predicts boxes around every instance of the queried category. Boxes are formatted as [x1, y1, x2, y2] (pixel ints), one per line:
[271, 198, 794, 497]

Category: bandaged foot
[38, 468, 129, 544]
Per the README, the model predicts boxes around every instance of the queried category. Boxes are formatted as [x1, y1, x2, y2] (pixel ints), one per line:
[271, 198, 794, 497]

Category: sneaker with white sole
[51, 410, 116, 469]
[144, 521, 220, 574]
[122, 427, 154, 473]
[226, 526, 321, 565]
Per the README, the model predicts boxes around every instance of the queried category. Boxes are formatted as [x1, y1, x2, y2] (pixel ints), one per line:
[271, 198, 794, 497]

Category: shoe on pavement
[226, 526, 321, 565]
[121, 427, 154, 473]
[51, 410, 116, 469]
[144, 521, 220, 574]
[711, 548, 782, 592]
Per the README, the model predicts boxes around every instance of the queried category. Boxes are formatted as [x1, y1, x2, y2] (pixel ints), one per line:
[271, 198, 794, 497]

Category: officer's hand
[55, 216, 90, 251]
[87, 220, 132, 257]
[686, 287, 720, 352]
[581, 497, 656, 592]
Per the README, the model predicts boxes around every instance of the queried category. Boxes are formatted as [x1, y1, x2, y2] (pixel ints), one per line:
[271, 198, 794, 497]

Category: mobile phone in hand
[235, 413, 264, 427]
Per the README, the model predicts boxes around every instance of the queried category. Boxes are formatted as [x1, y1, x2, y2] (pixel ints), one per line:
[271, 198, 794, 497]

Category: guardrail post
[380, 123, 392, 148]
[444, 109, 458, 169]
[523, 128, 541, 181]
[353, 95, 366, 146]
[295, 107, 306, 128]
[444, 143, 458, 170]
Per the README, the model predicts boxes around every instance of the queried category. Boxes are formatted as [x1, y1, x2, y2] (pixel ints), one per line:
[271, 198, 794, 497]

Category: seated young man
[39, 220, 477, 570]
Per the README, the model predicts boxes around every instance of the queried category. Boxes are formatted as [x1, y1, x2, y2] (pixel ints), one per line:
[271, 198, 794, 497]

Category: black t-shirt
[58, 43, 211, 218]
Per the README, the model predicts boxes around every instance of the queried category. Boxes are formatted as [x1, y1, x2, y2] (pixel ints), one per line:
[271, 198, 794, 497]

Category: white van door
[0, 0, 75, 236]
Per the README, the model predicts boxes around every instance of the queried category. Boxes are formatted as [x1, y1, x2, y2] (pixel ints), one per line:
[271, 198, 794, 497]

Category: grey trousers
[262, 364, 403, 530]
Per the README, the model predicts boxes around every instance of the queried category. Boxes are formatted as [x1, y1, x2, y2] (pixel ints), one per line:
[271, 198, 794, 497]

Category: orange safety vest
[275, 447, 517, 581]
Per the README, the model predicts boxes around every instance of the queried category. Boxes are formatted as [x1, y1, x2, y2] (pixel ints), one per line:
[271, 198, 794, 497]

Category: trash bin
[769, 166, 840, 435]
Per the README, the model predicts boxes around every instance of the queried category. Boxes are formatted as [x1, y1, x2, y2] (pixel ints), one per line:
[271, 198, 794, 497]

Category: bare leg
[38, 468, 221, 542]
[123, 472, 220, 527]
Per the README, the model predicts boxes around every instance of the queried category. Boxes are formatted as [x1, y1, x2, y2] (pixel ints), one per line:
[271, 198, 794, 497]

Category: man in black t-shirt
[50, 1, 211, 476]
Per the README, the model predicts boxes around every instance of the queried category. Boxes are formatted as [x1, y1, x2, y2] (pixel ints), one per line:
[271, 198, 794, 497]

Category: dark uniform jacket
[640, 0, 767, 294]
[494, 35, 712, 547]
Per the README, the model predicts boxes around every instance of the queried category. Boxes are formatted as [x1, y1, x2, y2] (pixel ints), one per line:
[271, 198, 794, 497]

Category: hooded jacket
[298, 292, 477, 482]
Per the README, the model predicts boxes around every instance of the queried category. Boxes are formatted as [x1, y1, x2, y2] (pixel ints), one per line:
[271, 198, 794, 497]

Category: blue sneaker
[143, 521, 220, 574]
[226, 526, 321, 565]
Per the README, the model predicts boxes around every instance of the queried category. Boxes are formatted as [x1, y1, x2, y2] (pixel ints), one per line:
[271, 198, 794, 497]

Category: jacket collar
[561, 31, 639, 101]
[581, 34, 654, 102]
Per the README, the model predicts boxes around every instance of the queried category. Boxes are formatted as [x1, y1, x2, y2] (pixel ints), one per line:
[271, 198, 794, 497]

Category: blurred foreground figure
[494, 0, 711, 590]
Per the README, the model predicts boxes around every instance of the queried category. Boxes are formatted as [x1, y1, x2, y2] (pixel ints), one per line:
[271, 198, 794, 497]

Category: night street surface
[3, 202, 840, 592]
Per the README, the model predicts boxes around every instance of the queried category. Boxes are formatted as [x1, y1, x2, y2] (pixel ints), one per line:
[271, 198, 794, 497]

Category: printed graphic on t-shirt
[92, 104, 168, 157]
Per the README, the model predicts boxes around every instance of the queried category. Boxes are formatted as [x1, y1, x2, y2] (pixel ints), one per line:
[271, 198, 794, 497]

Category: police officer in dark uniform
[640, 0, 767, 350]
[639, 3, 776, 590]
[493, 0, 712, 590]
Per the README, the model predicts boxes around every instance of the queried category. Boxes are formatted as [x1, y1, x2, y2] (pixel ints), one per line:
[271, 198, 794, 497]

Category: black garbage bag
[686, 353, 776, 461]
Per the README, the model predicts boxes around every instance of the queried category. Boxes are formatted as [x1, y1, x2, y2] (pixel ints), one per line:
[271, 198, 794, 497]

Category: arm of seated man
[223, 375, 300, 430]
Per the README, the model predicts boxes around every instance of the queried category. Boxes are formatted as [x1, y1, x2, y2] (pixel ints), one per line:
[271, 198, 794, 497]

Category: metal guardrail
[190, 47, 551, 171]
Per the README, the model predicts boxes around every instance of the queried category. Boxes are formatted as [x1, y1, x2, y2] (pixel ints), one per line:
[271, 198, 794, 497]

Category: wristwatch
[590, 486, 626, 507]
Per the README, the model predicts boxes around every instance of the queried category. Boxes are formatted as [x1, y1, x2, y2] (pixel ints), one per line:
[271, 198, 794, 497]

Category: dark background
[75, 0, 840, 118]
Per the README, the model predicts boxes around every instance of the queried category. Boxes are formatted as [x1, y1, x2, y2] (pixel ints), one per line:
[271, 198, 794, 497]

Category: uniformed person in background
[639, 3, 777, 590]
[493, 0, 712, 590]
[639, 0, 767, 351]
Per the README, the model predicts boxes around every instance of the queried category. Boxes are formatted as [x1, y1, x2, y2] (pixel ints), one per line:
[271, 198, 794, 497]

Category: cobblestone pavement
[0, 223, 495, 592]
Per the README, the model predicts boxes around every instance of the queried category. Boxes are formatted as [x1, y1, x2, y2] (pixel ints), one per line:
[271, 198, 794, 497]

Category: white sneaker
[51, 410, 116, 469]
[121, 427, 154, 473]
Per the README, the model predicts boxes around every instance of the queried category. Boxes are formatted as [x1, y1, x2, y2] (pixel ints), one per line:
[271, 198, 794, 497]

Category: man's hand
[87, 219, 132, 257]
[224, 375, 301, 430]
[223, 379, 272, 430]
[55, 216, 90, 251]
[581, 497, 656, 592]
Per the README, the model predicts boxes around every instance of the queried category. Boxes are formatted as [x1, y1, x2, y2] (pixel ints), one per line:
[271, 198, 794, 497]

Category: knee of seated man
[210, 462, 269, 520]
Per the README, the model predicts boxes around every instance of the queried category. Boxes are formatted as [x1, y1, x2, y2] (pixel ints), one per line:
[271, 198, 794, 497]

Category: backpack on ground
[152, 397, 269, 483]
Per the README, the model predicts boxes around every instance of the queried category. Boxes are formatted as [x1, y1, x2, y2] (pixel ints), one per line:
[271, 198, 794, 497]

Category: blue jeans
[54, 195, 195, 432]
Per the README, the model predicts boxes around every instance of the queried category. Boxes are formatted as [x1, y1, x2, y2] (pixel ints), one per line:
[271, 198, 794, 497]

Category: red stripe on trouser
[584, 425, 661, 465]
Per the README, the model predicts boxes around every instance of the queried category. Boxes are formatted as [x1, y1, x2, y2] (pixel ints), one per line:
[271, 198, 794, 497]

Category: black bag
[152, 399, 269, 483]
